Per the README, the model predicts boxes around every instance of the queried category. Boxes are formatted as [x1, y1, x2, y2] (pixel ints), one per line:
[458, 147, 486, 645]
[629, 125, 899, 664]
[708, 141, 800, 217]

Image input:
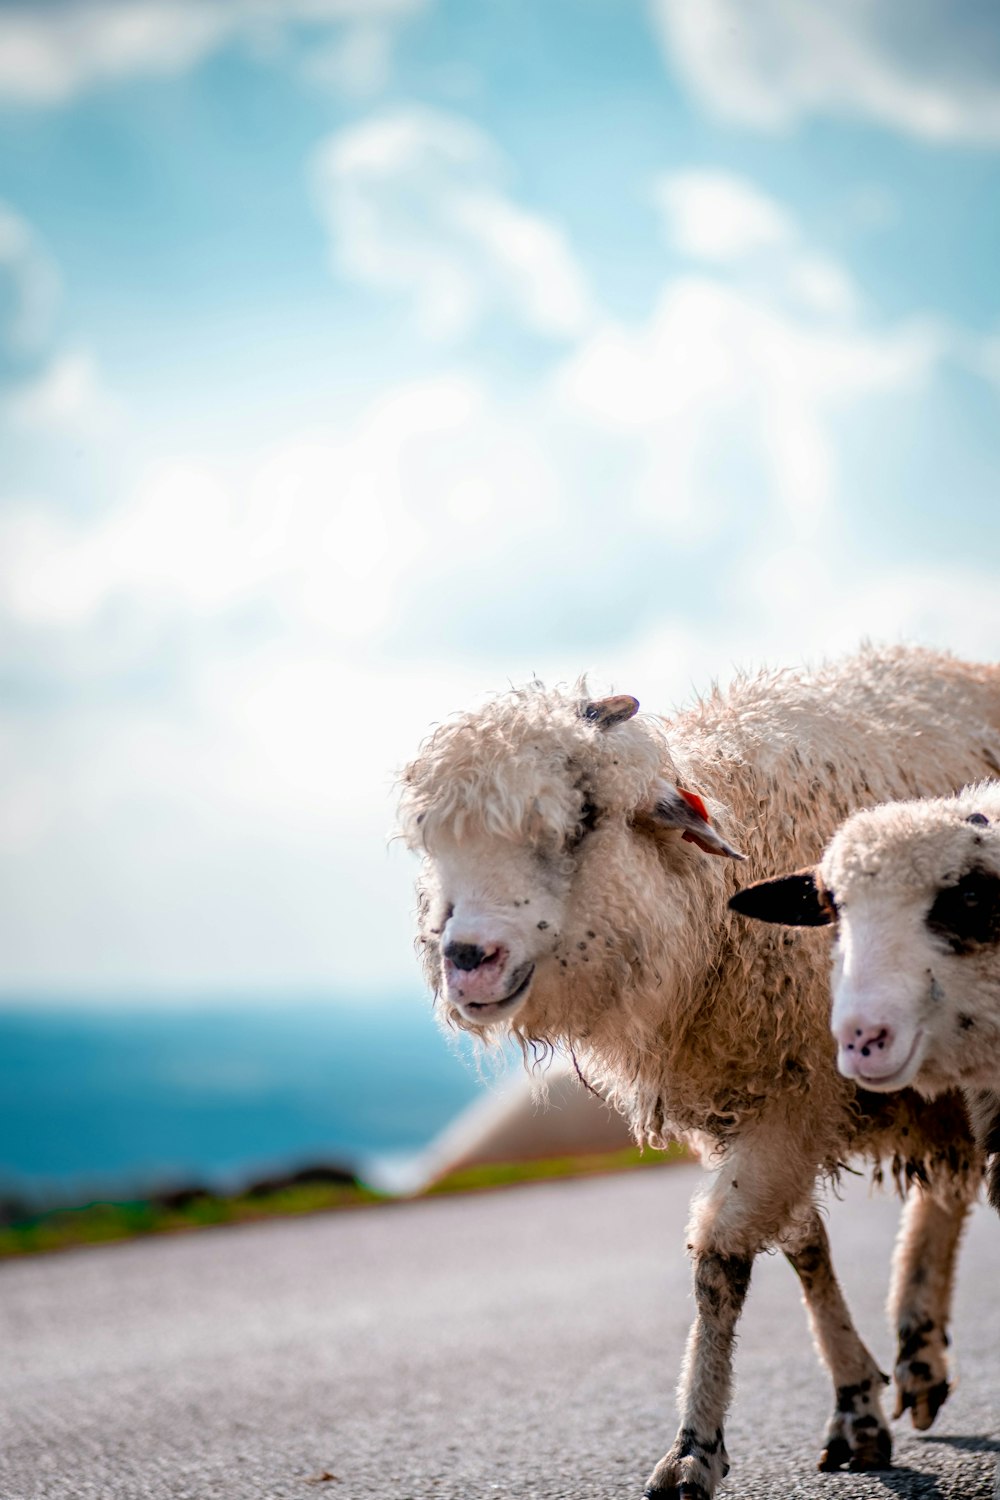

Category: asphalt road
[1, 1163, 997, 1500]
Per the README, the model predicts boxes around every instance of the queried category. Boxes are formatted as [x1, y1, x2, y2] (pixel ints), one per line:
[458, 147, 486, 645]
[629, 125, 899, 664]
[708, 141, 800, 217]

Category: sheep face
[730, 788, 1000, 1096]
[823, 799, 1000, 1096]
[401, 684, 742, 1034]
[415, 830, 572, 1025]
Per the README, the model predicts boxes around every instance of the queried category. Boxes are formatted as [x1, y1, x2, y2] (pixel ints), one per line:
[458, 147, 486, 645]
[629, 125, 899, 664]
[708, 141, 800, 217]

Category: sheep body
[401, 645, 1000, 1498]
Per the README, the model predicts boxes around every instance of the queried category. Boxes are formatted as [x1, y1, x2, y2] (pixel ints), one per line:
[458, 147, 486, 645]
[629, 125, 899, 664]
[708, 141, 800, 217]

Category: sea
[0, 996, 490, 1208]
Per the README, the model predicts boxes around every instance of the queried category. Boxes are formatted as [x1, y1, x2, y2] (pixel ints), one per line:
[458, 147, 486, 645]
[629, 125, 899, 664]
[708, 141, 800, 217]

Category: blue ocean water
[0, 997, 485, 1203]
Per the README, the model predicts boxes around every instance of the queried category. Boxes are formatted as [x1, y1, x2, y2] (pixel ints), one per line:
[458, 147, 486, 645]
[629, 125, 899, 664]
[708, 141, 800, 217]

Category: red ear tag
[677, 788, 710, 823]
[678, 787, 713, 848]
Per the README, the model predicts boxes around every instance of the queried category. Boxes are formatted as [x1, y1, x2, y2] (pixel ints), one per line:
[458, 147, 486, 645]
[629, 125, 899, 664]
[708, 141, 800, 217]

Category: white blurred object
[364, 1058, 634, 1195]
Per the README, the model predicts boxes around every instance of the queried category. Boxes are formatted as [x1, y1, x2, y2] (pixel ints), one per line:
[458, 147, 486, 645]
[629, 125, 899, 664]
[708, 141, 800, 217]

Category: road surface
[1, 1162, 997, 1499]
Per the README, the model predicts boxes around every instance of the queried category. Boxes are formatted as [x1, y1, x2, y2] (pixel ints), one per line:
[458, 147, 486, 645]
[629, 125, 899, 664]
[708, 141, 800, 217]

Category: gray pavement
[0, 1162, 997, 1500]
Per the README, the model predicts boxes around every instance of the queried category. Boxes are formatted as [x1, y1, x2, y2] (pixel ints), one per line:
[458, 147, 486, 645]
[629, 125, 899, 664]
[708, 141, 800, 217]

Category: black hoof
[897, 1377, 950, 1431]
[920, 1380, 950, 1429]
[849, 1430, 893, 1472]
[818, 1436, 852, 1472]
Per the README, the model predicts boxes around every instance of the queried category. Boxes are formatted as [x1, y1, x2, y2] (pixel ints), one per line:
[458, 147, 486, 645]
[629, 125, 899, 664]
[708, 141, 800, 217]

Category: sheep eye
[926, 868, 1000, 953]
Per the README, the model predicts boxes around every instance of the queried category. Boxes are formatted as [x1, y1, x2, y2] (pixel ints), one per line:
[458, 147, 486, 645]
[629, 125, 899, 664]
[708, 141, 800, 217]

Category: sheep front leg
[644, 1141, 798, 1500]
[782, 1208, 891, 1471]
[644, 1244, 751, 1500]
[890, 1185, 971, 1430]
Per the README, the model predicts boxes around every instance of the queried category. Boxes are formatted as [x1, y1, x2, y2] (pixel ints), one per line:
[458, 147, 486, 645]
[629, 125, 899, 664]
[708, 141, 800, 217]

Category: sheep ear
[581, 694, 640, 729]
[728, 869, 833, 926]
[642, 779, 746, 860]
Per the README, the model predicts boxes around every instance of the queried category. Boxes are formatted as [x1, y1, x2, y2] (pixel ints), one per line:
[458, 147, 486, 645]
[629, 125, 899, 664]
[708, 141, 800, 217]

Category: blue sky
[2, 0, 1000, 997]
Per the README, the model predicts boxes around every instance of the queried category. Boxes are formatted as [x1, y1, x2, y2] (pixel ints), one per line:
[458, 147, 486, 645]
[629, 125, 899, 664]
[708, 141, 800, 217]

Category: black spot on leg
[836, 1378, 873, 1413]
[787, 1239, 827, 1290]
[958, 1013, 975, 1031]
[694, 1250, 752, 1318]
[677, 1427, 722, 1459]
[536, 920, 549, 930]
[898, 1319, 935, 1362]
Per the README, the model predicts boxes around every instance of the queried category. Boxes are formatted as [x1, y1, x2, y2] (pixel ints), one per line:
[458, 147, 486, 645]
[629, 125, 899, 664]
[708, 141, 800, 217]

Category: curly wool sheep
[400, 645, 1000, 1500]
[730, 782, 1000, 1218]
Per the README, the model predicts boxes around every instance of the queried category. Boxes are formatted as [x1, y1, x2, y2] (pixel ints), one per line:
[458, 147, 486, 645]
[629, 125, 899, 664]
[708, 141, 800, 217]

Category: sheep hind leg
[890, 1184, 972, 1431]
[782, 1207, 891, 1472]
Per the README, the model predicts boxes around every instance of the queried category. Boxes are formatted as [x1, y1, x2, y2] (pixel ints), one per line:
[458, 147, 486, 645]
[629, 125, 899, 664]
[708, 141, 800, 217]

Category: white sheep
[728, 782, 1000, 1218]
[400, 645, 999, 1499]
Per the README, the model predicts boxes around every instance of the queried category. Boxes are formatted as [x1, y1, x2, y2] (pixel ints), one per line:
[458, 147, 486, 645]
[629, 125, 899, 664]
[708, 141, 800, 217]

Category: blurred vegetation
[0, 1143, 687, 1259]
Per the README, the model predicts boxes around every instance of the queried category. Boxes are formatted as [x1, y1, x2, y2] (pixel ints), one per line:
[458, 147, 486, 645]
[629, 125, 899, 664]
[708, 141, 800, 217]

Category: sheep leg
[782, 1208, 891, 1471]
[643, 1244, 750, 1500]
[644, 1142, 809, 1500]
[889, 1185, 971, 1430]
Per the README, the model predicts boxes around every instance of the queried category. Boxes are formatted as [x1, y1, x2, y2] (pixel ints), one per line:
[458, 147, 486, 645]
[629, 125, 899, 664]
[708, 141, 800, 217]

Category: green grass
[0, 1143, 687, 1259]
[422, 1141, 687, 1195]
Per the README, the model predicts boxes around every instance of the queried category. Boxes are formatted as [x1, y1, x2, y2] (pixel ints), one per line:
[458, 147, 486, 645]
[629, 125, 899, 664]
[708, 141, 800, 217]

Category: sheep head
[729, 785, 1000, 1097]
[400, 683, 744, 1035]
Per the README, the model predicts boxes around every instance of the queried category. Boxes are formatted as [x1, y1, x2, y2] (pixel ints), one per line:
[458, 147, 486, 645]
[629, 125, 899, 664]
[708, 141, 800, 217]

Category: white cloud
[652, 170, 861, 321]
[0, 203, 124, 443]
[0, 203, 61, 359]
[652, 0, 1000, 143]
[559, 274, 932, 528]
[0, 371, 569, 647]
[0, 4, 232, 105]
[653, 171, 795, 263]
[312, 107, 594, 340]
[0, 0, 424, 106]
[0, 656, 460, 991]
[785, 256, 859, 320]
[4, 350, 122, 436]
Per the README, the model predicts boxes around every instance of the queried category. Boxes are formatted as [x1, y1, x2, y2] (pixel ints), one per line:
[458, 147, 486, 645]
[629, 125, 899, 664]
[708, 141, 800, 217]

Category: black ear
[728, 869, 833, 927]
[580, 694, 639, 729]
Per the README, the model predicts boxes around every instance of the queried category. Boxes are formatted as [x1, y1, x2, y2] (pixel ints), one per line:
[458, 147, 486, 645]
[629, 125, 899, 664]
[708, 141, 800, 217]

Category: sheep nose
[839, 1022, 894, 1059]
[444, 941, 489, 972]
